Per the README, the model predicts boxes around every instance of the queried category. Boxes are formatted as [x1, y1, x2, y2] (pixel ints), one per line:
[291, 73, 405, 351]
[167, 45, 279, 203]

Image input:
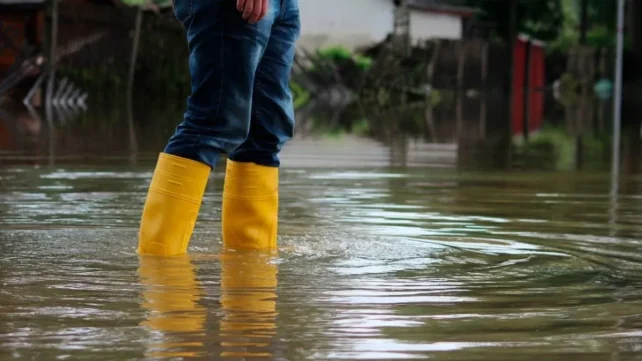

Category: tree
[460, 0, 564, 42]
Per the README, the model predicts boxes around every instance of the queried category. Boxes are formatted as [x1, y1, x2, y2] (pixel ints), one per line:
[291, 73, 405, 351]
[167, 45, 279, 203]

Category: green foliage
[461, 0, 564, 42]
[354, 54, 373, 71]
[586, 25, 616, 48]
[429, 89, 442, 107]
[289, 81, 310, 110]
[317, 46, 352, 62]
[317, 45, 373, 71]
[548, 0, 629, 52]
[351, 118, 370, 136]
[512, 125, 609, 170]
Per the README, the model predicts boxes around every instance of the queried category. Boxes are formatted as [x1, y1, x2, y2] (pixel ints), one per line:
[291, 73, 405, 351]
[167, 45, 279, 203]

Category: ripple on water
[1, 167, 642, 360]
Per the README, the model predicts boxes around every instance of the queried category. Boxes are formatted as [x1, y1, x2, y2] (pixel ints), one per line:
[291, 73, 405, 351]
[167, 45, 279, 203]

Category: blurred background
[0, 0, 639, 172]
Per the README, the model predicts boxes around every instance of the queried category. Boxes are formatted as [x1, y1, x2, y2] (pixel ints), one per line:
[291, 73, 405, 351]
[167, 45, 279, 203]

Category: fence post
[127, 7, 143, 104]
[480, 41, 488, 140]
[425, 40, 440, 143]
[45, 0, 58, 129]
[127, 6, 143, 162]
[456, 41, 466, 140]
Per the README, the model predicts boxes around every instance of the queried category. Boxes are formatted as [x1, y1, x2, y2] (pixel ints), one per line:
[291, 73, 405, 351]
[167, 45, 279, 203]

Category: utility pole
[392, 0, 411, 57]
[612, 0, 625, 186]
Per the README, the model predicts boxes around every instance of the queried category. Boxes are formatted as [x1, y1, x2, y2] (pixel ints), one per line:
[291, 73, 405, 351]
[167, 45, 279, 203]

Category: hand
[236, 0, 269, 24]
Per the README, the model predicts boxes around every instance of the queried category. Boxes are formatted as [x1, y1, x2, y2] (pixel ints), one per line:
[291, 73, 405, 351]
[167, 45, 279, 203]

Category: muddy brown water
[1, 142, 642, 360]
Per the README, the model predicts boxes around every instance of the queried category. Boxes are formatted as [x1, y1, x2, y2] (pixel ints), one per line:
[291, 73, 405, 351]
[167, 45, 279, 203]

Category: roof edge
[408, 3, 477, 18]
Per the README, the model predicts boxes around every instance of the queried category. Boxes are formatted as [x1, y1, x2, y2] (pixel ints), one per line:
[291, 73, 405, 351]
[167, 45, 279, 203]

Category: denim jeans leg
[227, 0, 301, 168]
[164, 0, 278, 169]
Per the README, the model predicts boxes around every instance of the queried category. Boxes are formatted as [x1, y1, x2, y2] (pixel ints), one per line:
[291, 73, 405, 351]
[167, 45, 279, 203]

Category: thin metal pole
[127, 7, 142, 103]
[127, 7, 143, 164]
[611, 0, 625, 189]
[45, 0, 58, 129]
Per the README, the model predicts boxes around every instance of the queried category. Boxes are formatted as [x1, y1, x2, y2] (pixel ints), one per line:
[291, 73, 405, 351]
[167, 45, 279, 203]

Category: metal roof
[405, 0, 477, 17]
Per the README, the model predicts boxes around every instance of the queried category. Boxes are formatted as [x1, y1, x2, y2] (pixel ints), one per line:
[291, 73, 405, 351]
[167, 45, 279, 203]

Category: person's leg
[222, 0, 300, 250]
[164, 0, 278, 167]
[138, 0, 278, 256]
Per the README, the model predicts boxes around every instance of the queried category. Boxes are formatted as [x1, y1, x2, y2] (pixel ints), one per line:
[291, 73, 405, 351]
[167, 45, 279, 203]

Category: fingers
[236, 0, 246, 11]
[248, 0, 263, 23]
[242, 0, 254, 21]
[260, 0, 268, 20]
[239, 0, 268, 24]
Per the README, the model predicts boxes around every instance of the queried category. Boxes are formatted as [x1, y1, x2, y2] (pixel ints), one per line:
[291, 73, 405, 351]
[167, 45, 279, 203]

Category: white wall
[410, 11, 462, 42]
[298, 0, 394, 51]
[297, 0, 463, 51]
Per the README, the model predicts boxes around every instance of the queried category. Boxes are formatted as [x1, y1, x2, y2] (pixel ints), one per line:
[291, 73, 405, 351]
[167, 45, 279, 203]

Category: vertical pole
[425, 40, 439, 143]
[502, 0, 518, 167]
[456, 42, 466, 139]
[576, 0, 589, 170]
[480, 41, 488, 140]
[127, 7, 142, 103]
[127, 6, 143, 163]
[45, 0, 58, 128]
[392, 0, 411, 57]
[611, 0, 625, 187]
[522, 38, 531, 141]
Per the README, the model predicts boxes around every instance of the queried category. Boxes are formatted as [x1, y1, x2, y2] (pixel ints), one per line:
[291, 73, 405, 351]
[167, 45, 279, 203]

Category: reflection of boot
[220, 251, 278, 358]
[138, 153, 210, 256]
[138, 255, 206, 359]
[222, 159, 279, 250]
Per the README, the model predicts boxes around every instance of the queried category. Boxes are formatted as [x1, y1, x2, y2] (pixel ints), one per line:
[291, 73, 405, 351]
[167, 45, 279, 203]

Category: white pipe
[611, 0, 625, 191]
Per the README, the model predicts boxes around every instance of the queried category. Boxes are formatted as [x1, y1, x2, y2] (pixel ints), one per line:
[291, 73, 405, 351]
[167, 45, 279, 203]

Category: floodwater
[1, 151, 642, 361]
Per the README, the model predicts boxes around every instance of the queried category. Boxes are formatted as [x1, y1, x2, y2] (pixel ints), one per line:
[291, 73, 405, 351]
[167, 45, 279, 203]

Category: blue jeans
[164, 0, 300, 168]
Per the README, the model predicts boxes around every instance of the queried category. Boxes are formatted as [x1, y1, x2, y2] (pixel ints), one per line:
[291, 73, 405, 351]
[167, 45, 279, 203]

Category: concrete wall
[298, 0, 393, 51]
[409, 11, 462, 43]
[297, 0, 463, 51]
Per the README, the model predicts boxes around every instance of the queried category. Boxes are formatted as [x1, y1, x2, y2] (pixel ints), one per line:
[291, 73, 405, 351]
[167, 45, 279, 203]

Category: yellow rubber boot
[219, 251, 278, 358]
[138, 153, 211, 256]
[221, 159, 278, 250]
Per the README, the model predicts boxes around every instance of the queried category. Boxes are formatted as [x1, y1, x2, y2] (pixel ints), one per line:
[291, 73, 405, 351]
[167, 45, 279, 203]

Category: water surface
[1, 163, 642, 360]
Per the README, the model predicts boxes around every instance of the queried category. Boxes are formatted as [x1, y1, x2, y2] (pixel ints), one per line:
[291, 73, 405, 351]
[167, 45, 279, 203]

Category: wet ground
[1, 154, 642, 360]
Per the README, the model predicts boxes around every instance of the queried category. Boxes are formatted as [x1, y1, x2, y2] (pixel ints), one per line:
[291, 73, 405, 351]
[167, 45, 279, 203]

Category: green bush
[513, 125, 609, 170]
[289, 81, 310, 110]
[317, 46, 353, 62]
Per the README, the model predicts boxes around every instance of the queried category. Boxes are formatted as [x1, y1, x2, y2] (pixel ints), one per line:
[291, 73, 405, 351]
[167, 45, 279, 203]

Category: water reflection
[138, 255, 206, 359]
[219, 251, 278, 359]
[137, 251, 279, 360]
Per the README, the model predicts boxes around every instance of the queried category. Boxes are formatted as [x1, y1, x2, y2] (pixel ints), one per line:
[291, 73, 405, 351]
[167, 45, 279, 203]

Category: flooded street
[2, 0, 642, 357]
[1, 159, 642, 360]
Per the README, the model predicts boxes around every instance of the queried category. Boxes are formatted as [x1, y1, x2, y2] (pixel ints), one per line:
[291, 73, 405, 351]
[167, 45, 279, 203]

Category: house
[297, 0, 475, 51]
